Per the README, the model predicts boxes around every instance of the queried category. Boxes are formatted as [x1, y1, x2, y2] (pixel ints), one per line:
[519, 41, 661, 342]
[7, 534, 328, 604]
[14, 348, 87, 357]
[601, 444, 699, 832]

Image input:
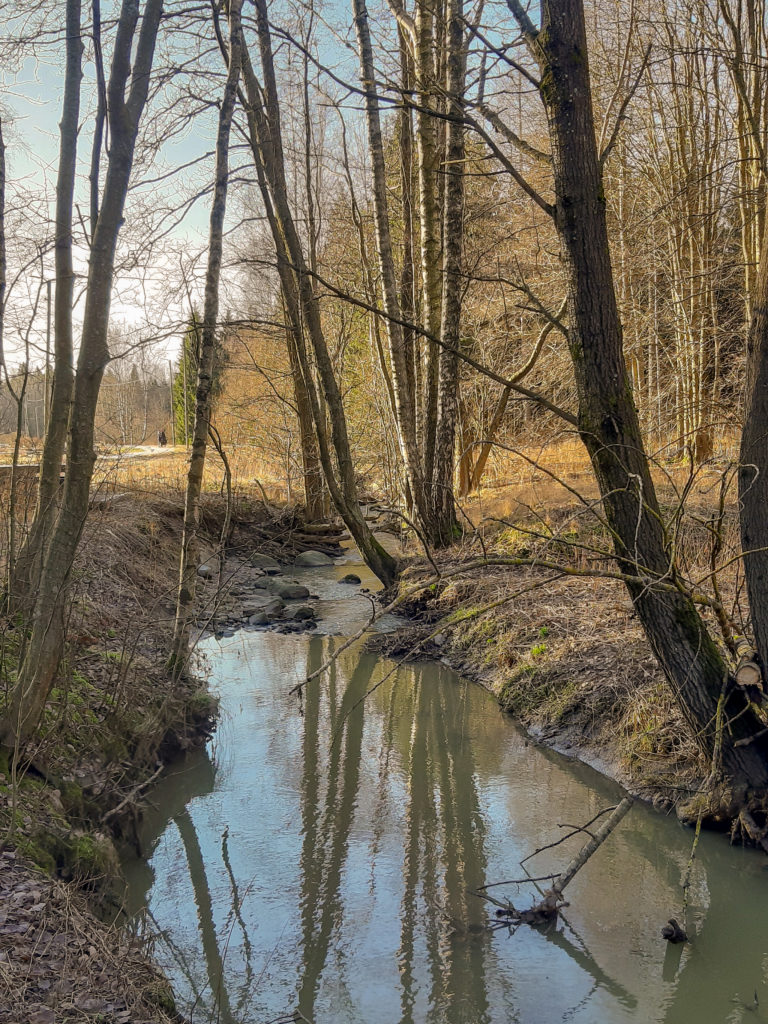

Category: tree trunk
[1, 0, 164, 755]
[283, 308, 327, 522]
[740, 215, 768, 680]
[508, 0, 768, 800]
[169, 0, 243, 675]
[352, 0, 431, 533]
[11, 0, 82, 607]
[431, 0, 466, 544]
[240, 6, 398, 586]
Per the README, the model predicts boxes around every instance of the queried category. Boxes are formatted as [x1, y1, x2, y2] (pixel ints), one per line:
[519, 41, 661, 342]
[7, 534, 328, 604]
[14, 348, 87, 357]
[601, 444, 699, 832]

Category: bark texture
[12, 0, 82, 607]
[740, 214, 768, 677]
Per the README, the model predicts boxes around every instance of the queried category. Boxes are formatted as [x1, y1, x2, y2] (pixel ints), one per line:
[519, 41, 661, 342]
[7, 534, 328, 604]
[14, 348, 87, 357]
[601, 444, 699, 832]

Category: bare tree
[1, 0, 165, 754]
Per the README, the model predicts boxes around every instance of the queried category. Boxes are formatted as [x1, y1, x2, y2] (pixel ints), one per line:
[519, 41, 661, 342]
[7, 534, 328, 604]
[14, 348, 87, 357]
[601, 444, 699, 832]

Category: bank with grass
[377, 498, 737, 816]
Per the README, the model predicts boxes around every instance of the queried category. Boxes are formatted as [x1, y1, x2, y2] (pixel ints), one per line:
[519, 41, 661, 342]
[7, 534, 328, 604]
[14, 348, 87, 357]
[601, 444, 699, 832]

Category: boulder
[295, 550, 334, 567]
[274, 583, 311, 600]
[242, 595, 285, 617]
[286, 605, 316, 621]
[340, 573, 361, 585]
[247, 612, 270, 626]
[249, 553, 281, 570]
[197, 563, 216, 579]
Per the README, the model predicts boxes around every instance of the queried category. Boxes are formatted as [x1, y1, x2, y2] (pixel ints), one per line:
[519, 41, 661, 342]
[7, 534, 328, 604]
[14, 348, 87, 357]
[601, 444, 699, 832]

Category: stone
[286, 605, 316, 621]
[295, 550, 334, 567]
[433, 633, 446, 646]
[249, 553, 281, 570]
[242, 595, 284, 617]
[197, 563, 216, 579]
[247, 612, 270, 626]
[274, 583, 311, 600]
[340, 573, 361, 585]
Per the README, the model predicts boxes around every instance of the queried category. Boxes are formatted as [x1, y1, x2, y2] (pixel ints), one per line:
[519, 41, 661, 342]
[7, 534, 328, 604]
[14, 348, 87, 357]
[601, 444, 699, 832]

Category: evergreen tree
[172, 314, 226, 445]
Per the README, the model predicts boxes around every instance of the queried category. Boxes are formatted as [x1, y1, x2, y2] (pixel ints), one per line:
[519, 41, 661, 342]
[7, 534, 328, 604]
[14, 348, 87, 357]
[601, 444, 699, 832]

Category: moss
[59, 780, 85, 816]
[186, 690, 218, 721]
[144, 977, 177, 1013]
[69, 832, 119, 882]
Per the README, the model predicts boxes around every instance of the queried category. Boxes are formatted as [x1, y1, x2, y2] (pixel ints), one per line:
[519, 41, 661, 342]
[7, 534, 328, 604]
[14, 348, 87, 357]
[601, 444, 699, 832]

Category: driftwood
[479, 797, 634, 930]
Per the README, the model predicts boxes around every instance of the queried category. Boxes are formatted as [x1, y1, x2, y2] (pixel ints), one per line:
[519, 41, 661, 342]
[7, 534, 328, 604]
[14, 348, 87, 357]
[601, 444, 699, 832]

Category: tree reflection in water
[296, 640, 492, 1024]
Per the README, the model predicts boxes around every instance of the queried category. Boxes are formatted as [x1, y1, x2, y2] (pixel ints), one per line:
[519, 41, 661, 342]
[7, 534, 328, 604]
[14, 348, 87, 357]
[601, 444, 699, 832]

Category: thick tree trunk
[740, 215, 768, 679]
[431, 0, 466, 544]
[1, 0, 164, 754]
[414, 0, 442, 480]
[508, 0, 768, 796]
[169, 0, 243, 675]
[11, 0, 82, 607]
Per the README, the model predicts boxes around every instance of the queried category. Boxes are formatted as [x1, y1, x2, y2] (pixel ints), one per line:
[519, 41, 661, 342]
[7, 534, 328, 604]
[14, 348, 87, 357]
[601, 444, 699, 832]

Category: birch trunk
[352, 0, 431, 532]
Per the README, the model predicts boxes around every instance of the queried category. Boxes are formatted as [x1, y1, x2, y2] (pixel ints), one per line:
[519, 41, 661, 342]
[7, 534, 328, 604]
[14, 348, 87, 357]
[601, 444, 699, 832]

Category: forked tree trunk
[507, 0, 768, 803]
[0, 0, 164, 754]
[11, 0, 82, 608]
[169, 0, 244, 675]
[352, 0, 431, 533]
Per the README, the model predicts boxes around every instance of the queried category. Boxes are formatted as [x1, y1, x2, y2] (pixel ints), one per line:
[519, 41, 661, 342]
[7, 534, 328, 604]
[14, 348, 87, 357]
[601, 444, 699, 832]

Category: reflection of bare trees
[396, 668, 491, 1024]
[295, 645, 492, 1024]
[175, 809, 236, 1024]
[126, 639, 768, 1024]
[297, 640, 372, 1021]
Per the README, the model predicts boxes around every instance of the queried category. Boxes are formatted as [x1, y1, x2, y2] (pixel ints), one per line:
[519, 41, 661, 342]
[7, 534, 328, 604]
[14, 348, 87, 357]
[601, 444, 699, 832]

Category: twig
[102, 763, 164, 823]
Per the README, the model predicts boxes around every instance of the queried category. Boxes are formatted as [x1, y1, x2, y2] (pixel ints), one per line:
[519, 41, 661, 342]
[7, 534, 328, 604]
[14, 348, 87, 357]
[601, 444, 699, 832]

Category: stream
[122, 552, 768, 1024]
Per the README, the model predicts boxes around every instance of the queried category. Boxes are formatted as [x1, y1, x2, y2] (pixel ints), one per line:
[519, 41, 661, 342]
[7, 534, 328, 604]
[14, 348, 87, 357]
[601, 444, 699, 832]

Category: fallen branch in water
[477, 796, 635, 930]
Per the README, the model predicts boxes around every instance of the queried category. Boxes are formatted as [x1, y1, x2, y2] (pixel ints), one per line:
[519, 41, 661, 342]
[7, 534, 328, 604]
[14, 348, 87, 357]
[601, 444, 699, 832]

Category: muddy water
[123, 558, 768, 1024]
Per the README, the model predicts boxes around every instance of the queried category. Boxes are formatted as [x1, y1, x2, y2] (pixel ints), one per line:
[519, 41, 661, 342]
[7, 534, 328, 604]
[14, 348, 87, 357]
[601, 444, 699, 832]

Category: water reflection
[123, 630, 768, 1024]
